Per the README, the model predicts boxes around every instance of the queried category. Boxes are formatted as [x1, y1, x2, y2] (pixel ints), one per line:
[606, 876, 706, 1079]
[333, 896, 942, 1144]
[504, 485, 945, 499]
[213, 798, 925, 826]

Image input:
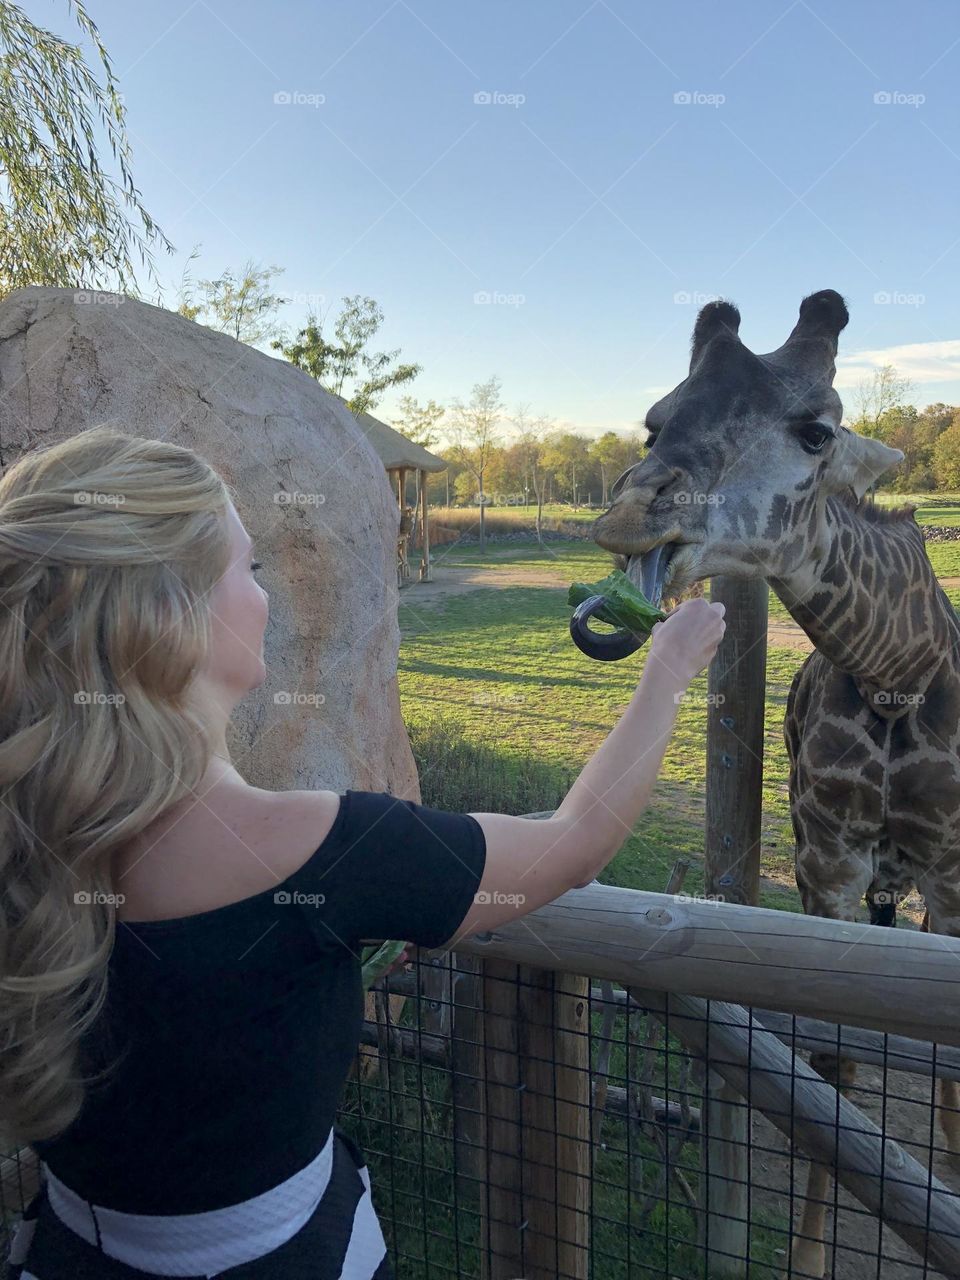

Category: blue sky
[53, 0, 960, 437]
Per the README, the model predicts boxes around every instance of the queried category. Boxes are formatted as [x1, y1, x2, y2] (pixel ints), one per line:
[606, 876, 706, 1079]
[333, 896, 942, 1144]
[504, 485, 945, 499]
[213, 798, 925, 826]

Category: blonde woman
[1, 427, 724, 1279]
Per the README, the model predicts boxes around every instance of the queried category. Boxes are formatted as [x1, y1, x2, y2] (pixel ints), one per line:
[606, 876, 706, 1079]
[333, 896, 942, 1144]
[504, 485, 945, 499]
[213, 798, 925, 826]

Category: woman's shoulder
[114, 785, 344, 925]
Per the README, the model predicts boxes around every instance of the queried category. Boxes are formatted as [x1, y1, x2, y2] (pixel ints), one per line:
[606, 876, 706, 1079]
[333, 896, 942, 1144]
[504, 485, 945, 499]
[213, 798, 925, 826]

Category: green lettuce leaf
[567, 568, 667, 636]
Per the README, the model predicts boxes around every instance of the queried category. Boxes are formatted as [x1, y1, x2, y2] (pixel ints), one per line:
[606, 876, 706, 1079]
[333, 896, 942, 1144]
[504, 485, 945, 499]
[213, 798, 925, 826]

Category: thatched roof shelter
[331, 394, 447, 584]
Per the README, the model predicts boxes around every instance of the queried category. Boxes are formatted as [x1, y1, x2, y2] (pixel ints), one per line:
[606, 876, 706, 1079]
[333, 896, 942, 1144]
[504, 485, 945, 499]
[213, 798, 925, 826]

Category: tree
[511, 405, 554, 544]
[445, 377, 504, 551]
[0, 0, 174, 295]
[590, 431, 644, 506]
[933, 419, 960, 490]
[851, 365, 916, 439]
[542, 431, 591, 506]
[394, 395, 445, 449]
[272, 295, 421, 416]
[182, 259, 288, 346]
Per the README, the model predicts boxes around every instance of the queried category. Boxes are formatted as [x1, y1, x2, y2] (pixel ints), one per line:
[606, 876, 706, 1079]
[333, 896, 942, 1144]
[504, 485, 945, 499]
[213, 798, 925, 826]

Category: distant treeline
[417, 404, 960, 508]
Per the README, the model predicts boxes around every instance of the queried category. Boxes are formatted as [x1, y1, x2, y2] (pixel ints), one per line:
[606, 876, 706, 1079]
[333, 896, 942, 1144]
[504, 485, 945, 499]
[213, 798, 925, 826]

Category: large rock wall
[0, 286, 419, 799]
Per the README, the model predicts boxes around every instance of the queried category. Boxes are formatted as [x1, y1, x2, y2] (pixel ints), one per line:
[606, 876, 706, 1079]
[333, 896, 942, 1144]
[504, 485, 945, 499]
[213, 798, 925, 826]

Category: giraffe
[582, 289, 960, 1278]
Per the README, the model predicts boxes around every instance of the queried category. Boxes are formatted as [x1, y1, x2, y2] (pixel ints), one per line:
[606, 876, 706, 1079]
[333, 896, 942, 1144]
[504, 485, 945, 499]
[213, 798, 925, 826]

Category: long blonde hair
[0, 425, 233, 1147]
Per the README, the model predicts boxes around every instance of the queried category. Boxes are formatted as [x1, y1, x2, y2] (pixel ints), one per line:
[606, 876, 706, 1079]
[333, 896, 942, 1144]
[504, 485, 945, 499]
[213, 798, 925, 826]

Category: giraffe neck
[767, 497, 959, 693]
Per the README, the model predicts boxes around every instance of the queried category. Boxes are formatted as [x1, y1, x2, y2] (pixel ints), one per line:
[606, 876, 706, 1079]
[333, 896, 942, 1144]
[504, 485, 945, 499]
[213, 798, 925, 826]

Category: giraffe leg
[789, 1161, 830, 1279]
[787, 853, 874, 1279]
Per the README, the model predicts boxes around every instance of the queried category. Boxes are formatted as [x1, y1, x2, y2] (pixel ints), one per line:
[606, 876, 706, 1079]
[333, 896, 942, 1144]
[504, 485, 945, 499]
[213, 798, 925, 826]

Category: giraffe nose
[610, 457, 680, 504]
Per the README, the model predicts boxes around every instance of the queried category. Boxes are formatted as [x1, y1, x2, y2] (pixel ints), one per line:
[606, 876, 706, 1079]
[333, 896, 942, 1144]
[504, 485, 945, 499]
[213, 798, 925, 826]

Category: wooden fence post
[701, 574, 769, 1276]
[477, 960, 590, 1280]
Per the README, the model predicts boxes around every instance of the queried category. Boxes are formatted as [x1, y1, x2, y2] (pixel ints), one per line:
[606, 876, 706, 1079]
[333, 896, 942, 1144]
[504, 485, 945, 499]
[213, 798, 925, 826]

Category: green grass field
[399, 536, 805, 911]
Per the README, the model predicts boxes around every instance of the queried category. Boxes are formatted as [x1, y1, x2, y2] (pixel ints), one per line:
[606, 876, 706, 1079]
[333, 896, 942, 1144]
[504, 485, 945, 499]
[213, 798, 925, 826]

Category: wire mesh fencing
[2, 946, 959, 1280]
[339, 952, 960, 1280]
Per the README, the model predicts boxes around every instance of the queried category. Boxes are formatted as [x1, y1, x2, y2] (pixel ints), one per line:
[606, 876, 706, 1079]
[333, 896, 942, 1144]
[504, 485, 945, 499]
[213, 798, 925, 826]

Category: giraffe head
[579, 290, 904, 657]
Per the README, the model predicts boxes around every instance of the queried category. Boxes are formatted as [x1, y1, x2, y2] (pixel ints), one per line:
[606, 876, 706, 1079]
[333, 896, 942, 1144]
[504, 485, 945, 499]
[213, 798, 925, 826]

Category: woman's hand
[647, 597, 726, 685]
[384, 945, 410, 976]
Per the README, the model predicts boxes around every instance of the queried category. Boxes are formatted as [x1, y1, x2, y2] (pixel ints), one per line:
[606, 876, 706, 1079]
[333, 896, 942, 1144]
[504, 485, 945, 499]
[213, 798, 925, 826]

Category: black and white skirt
[6, 1127, 394, 1279]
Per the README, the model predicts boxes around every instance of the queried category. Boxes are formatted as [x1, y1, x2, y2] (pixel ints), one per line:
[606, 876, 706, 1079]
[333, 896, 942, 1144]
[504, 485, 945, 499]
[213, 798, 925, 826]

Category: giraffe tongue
[629, 544, 670, 608]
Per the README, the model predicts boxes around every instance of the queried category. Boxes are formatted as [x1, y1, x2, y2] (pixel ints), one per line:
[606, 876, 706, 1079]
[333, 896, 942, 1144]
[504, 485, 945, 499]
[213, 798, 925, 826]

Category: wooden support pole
[481, 962, 591, 1280]
[420, 467, 432, 581]
[632, 988, 960, 1277]
[704, 575, 768, 905]
[450, 953, 488, 1276]
[702, 575, 768, 1276]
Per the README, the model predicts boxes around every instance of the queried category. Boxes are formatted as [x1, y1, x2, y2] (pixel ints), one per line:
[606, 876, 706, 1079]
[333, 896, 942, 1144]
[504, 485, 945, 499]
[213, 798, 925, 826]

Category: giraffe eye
[795, 420, 833, 454]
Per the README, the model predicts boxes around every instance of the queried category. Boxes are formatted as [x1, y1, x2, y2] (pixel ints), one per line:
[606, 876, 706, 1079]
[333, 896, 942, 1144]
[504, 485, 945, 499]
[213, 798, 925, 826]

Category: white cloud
[835, 339, 960, 389]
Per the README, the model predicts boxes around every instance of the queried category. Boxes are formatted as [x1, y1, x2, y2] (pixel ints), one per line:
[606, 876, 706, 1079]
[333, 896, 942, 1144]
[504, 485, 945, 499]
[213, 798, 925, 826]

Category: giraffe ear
[828, 427, 904, 500]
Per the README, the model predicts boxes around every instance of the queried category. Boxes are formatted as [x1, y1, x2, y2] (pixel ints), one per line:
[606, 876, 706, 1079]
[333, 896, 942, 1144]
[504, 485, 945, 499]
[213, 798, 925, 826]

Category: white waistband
[40, 1127, 336, 1277]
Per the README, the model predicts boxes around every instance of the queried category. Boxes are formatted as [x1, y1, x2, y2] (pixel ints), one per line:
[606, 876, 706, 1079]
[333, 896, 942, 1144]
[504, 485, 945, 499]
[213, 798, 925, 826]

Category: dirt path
[401, 561, 566, 604]
[750, 1062, 957, 1279]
